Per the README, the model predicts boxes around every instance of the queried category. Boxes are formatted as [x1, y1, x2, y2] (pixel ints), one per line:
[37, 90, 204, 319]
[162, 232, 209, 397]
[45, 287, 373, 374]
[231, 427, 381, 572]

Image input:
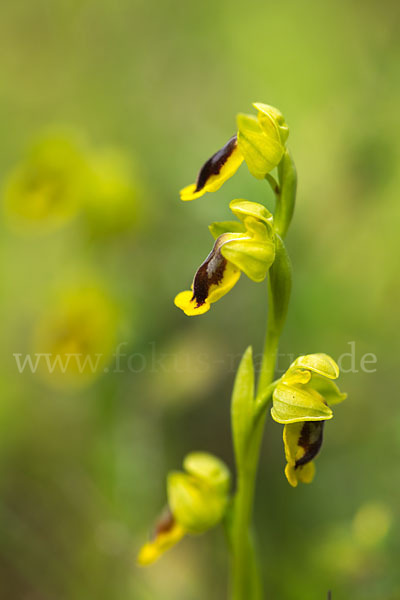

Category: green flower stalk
[138, 102, 347, 599]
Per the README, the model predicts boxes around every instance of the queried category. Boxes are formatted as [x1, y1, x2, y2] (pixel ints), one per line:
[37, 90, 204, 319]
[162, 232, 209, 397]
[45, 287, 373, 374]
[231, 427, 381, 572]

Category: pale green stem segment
[230, 159, 294, 600]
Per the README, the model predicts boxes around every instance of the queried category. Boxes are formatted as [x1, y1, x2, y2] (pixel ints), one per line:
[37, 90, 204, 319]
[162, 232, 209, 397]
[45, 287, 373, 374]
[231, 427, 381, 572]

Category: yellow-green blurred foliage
[0, 0, 399, 599]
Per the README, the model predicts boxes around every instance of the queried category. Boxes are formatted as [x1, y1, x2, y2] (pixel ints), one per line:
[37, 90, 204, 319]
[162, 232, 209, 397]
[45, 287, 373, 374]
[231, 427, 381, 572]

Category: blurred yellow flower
[83, 148, 140, 237]
[4, 133, 143, 238]
[33, 285, 119, 388]
[352, 502, 392, 548]
[138, 452, 230, 566]
[4, 134, 89, 232]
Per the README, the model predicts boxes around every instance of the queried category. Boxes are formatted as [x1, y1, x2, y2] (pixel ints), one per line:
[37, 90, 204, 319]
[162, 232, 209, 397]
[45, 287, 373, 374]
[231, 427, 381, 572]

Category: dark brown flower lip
[192, 237, 228, 307]
[195, 135, 237, 193]
[295, 421, 324, 469]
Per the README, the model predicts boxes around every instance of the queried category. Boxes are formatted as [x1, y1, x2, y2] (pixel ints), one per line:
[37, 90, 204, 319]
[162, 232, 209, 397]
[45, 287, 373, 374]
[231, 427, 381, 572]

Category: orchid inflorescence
[138, 102, 347, 599]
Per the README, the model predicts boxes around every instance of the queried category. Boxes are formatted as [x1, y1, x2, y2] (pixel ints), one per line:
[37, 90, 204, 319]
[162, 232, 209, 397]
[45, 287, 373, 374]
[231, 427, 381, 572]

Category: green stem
[230, 215, 293, 600]
[232, 467, 262, 600]
[257, 292, 281, 395]
[231, 277, 282, 600]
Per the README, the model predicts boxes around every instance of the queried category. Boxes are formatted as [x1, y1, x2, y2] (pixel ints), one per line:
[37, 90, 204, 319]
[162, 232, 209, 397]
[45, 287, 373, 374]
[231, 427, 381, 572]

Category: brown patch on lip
[195, 135, 237, 192]
[153, 509, 175, 539]
[295, 421, 324, 469]
[192, 237, 228, 307]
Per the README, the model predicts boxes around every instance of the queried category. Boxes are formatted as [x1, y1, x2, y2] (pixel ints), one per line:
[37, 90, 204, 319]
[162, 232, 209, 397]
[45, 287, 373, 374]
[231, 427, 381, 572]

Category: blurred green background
[0, 0, 399, 598]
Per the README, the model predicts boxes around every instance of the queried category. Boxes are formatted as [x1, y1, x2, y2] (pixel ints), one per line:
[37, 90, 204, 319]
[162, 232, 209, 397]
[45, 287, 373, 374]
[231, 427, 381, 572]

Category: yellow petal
[283, 422, 322, 487]
[174, 234, 242, 316]
[180, 183, 205, 201]
[179, 136, 244, 201]
[291, 353, 339, 379]
[297, 461, 316, 484]
[229, 199, 274, 229]
[285, 464, 299, 487]
[285, 461, 315, 487]
[137, 515, 186, 566]
[282, 368, 312, 386]
[174, 290, 211, 316]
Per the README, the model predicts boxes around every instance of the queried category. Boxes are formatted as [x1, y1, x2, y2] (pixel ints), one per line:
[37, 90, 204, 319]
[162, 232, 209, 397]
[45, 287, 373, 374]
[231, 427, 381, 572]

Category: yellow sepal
[271, 383, 333, 424]
[237, 113, 284, 179]
[290, 353, 339, 380]
[253, 102, 289, 144]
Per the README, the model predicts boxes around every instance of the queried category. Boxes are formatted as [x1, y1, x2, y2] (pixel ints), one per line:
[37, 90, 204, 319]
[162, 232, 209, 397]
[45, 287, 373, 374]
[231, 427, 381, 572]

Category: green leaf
[231, 346, 255, 469]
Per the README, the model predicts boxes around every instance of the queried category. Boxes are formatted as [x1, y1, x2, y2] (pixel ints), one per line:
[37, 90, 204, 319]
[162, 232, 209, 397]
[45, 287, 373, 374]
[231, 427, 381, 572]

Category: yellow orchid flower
[174, 200, 275, 316]
[180, 103, 289, 201]
[138, 452, 230, 566]
[271, 354, 347, 487]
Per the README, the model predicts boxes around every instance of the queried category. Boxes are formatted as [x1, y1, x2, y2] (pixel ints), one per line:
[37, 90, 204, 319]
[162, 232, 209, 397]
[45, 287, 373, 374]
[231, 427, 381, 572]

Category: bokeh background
[1, 0, 399, 598]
